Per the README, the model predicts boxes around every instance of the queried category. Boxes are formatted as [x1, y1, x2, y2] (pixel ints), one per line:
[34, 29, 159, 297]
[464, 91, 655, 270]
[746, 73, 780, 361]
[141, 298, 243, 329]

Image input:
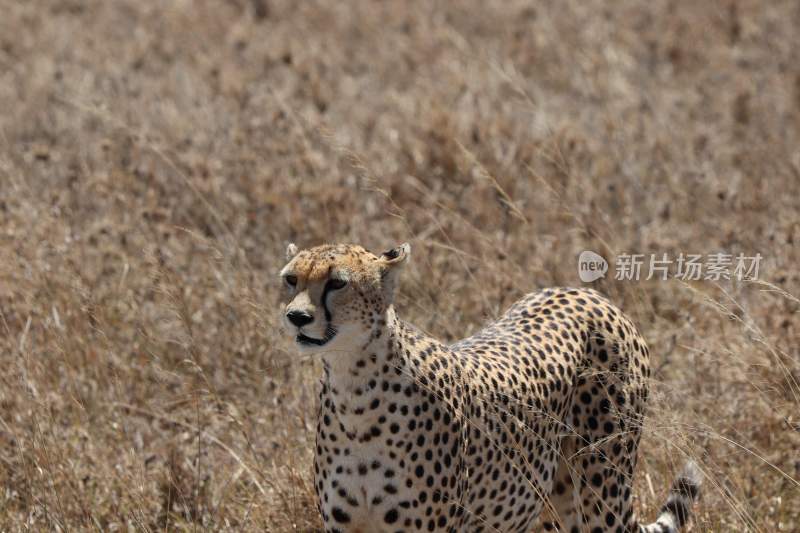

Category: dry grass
[1, 0, 799, 531]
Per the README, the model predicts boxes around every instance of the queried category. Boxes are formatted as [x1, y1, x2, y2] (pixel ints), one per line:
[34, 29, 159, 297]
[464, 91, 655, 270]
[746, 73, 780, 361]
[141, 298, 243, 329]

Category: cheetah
[280, 242, 701, 533]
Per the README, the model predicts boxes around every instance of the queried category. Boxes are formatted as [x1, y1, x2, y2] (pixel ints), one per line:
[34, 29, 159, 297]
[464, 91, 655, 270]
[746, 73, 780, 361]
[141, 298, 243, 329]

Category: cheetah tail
[639, 461, 702, 533]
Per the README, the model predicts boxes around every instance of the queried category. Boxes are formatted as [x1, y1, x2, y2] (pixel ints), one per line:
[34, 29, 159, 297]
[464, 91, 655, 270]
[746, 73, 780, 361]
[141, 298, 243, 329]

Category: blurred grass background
[0, 0, 798, 530]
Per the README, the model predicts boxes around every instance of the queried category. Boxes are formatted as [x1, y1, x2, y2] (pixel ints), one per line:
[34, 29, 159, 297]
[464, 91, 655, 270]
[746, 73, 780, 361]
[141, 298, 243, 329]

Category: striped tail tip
[640, 461, 702, 533]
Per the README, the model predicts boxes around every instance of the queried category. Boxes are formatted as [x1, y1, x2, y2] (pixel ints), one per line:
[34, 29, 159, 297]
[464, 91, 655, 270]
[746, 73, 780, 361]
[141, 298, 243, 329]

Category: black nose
[286, 310, 314, 328]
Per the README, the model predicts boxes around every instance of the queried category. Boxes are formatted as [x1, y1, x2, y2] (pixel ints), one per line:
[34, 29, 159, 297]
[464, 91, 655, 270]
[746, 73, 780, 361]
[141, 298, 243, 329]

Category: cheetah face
[279, 242, 409, 355]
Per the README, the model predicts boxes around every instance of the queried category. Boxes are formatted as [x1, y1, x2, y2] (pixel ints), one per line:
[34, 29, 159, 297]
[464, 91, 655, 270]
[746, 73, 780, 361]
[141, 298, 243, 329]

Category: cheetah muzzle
[297, 325, 338, 347]
[280, 242, 701, 533]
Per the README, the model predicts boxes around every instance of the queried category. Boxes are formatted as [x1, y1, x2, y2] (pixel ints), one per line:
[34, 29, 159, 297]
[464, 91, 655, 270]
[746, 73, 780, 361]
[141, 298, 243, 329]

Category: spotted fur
[280, 243, 700, 533]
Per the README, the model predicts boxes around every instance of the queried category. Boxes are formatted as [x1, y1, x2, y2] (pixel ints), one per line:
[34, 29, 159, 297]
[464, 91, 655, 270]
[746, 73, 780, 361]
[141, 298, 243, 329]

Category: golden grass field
[1, 1, 799, 531]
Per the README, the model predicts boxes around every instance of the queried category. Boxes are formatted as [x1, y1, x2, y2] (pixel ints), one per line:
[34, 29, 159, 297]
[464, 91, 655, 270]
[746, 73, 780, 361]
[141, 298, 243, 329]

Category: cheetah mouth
[296, 325, 337, 347]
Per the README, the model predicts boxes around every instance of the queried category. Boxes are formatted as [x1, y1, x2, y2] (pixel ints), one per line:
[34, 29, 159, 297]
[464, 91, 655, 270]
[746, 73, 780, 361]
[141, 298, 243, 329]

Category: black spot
[384, 508, 399, 524]
[332, 507, 350, 523]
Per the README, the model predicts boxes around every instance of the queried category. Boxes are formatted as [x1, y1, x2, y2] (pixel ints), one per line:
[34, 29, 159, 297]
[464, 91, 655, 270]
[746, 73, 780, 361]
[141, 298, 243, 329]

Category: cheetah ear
[378, 243, 410, 300]
[379, 243, 410, 267]
[286, 242, 299, 261]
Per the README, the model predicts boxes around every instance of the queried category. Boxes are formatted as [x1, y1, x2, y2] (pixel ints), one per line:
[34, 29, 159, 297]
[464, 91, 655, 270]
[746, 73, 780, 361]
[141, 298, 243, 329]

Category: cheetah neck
[321, 306, 440, 434]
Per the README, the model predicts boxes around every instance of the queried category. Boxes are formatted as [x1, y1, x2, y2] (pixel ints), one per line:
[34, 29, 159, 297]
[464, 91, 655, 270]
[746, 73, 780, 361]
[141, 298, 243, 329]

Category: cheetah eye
[284, 275, 297, 288]
[326, 278, 347, 291]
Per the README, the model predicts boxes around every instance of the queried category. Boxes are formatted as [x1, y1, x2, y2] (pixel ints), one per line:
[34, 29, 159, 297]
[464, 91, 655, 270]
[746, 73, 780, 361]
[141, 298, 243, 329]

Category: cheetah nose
[286, 310, 314, 328]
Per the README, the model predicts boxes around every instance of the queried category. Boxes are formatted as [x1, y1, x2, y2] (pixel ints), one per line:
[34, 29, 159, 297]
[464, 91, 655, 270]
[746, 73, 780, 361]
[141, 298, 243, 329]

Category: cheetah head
[279, 242, 410, 354]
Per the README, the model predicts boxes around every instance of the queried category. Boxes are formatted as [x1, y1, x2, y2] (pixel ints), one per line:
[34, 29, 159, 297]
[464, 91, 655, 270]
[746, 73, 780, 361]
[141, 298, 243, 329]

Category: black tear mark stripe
[322, 280, 334, 322]
[320, 265, 334, 322]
